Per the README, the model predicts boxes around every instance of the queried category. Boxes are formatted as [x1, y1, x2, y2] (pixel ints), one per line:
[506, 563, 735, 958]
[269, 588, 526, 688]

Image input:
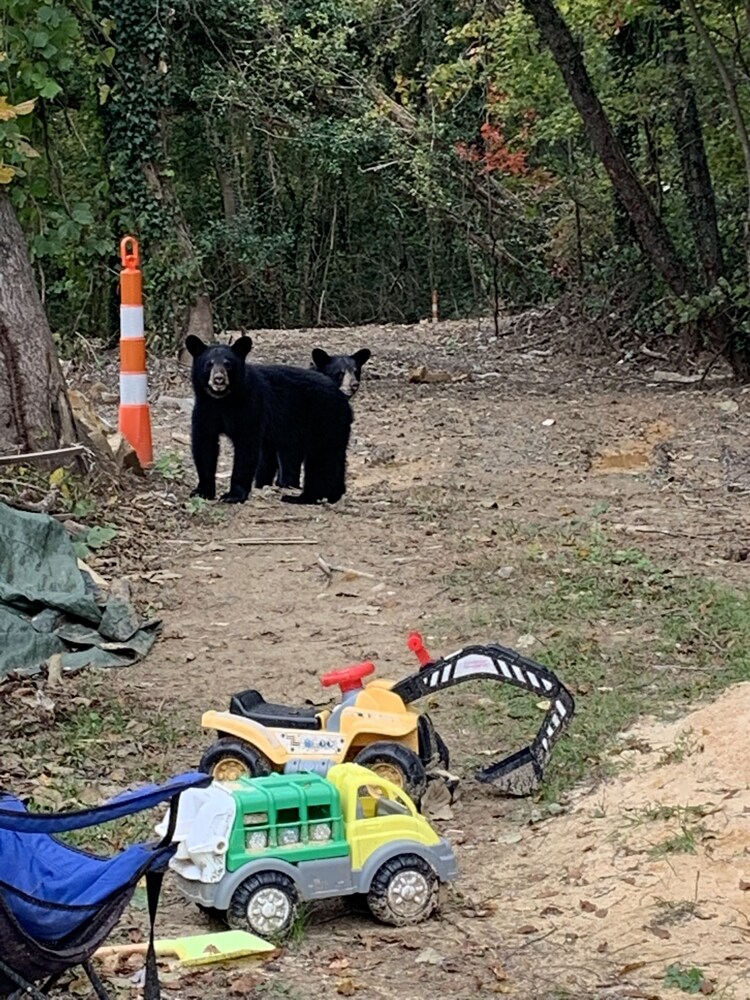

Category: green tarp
[0, 502, 159, 682]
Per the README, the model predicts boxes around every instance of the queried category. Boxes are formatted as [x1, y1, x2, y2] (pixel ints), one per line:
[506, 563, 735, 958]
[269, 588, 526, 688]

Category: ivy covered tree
[0, 7, 83, 454]
[96, 0, 215, 346]
[0, 184, 77, 455]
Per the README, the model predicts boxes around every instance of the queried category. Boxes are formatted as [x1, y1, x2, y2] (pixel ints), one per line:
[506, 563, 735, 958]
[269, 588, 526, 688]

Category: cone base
[119, 404, 153, 467]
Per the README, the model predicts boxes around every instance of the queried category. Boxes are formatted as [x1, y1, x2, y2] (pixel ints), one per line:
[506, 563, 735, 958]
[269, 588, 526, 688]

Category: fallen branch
[649, 370, 706, 385]
[0, 445, 87, 466]
[610, 522, 721, 538]
[0, 501, 70, 521]
[316, 554, 380, 583]
[0, 478, 50, 495]
[610, 523, 676, 536]
[0, 489, 65, 516]
[223, 538, 318, 546]
[639, 344, 669, 361]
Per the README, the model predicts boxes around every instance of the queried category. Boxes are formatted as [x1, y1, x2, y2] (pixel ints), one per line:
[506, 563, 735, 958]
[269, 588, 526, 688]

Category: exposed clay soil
[8, 315, 750, 1000]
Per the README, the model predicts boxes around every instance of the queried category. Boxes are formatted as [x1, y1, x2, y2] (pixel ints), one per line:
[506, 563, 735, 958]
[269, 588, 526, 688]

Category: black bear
[311, 348, 371, 398]
[259, 346, 372, 491]
[187, 335, 352, 504]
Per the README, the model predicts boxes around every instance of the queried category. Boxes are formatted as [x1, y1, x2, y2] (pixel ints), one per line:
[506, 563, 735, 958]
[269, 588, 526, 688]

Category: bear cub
[187, 335, 352, 505]
[259, 346, 372, 491]
[311, 348, 371, 398]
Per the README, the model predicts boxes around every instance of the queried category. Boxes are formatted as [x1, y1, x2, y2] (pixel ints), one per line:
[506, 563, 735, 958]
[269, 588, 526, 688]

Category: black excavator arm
[392, 641, 575, 796]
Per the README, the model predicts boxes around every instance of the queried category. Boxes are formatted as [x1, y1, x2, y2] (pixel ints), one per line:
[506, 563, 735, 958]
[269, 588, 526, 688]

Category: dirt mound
[472, 685, 750, 998]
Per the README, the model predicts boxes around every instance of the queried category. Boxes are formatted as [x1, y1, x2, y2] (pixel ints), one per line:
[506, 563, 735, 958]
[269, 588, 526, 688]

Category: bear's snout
[339, 371, 359, 396]
[208, 362, 230, 396]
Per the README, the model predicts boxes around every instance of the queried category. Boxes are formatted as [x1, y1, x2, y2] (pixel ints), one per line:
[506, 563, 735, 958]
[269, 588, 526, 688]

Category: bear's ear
[312, 348, 331, 368]
[353, 348, 371, 366]
[231, 336, 253, 360]
[185, 335, 207, 358]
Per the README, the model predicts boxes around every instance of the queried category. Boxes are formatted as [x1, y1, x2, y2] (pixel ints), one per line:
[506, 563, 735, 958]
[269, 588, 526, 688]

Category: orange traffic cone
[118, 236, 153, 467]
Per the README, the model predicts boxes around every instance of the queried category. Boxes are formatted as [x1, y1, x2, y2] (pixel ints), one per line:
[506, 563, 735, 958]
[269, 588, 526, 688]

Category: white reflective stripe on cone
[120, 305, 145, 339]
[120, 373, 148, 405]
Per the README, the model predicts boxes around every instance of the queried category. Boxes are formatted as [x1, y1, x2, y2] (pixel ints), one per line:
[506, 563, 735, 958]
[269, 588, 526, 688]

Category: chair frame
[0, 772, 210, 1000]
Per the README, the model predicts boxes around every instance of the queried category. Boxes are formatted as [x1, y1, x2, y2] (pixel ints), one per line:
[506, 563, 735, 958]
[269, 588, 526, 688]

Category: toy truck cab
[166, 763, 458, 938]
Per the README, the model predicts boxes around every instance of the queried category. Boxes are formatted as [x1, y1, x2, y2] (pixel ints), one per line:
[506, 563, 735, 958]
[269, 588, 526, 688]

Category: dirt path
[33, 319, 750, 998]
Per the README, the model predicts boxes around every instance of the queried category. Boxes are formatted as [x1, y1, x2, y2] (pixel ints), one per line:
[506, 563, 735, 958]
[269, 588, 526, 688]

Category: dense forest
[2, 0, 750, 375]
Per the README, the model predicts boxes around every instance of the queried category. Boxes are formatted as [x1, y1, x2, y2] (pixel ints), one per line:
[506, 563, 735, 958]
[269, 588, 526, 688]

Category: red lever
[321, 661, 375, 693]
[407, 631, 433, 668]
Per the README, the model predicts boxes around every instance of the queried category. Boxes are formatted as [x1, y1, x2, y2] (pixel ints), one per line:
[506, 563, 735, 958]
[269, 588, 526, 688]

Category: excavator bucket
[392, 643, 575, 796]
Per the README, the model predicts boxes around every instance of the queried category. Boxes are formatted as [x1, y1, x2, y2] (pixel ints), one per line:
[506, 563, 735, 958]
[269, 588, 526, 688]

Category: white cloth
[155, 783, 236, 883]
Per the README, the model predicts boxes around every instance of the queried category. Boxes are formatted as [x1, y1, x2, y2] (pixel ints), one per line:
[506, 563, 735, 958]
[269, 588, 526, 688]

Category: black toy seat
[229, 689, 322, 730]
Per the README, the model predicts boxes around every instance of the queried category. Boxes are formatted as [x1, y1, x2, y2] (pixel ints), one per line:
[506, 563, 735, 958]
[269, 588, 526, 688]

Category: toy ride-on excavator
[199, 633, 575, 801]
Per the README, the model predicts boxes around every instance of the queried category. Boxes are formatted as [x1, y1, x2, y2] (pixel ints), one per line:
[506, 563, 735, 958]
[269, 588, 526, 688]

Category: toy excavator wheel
[228, 871, 298, 939]
[354, 742, 427, 803]
[199, 737, 273, 782]
[366, 853, 439, 926]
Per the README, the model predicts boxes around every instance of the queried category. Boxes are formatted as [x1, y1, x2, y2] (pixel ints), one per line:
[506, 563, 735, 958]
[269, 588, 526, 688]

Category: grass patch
[431, 520, 750, 800]
[652, 898, 699, 926]
[624, 803, 712, 826]
[658, 727, 701, 766]
[289, 904, 311, 944]
[649, 823, 705, 858]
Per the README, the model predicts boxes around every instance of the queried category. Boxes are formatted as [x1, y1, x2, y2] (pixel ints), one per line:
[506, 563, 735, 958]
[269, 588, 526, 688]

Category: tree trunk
[517, 0, 750, 381]
[518, 0, 693, 298]
[215, 159, 238, 223]
[143, 140, 216, 348]
[662, 0, 725, 287]
[608, 19, 643, 247]
[682, 0, 750, 288]
[0, 192, 77, 454]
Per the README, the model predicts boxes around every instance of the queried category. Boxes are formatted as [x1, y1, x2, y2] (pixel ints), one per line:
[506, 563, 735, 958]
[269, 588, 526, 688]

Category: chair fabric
[0, 771, 211, 998]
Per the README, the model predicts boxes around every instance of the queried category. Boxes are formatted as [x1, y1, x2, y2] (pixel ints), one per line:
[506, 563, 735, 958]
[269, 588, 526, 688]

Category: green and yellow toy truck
[163, 762, 458, 938]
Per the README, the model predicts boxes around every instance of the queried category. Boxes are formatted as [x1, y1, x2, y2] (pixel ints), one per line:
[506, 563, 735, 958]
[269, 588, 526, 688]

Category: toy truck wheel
[227, 871, 298, 939]
[366, 854, 439, 926]
[199, 737, 273, 782]
[354, 742, 427, 803]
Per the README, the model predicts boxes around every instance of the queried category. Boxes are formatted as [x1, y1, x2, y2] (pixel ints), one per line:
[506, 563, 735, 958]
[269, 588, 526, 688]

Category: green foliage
[48, 465, 98, 515]
[153, 450, 185, 483]
[184, 495, 209, 516]
[0, 94, 37, 184]
[664, 963, 708, 994]
[72, 523, 117, 560]
[4, 0, 750, 350]
[1, 0, 117, 348]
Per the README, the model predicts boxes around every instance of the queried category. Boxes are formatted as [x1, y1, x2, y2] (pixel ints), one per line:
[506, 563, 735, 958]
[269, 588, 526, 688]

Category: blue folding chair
[0, 771, 211, 1000]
